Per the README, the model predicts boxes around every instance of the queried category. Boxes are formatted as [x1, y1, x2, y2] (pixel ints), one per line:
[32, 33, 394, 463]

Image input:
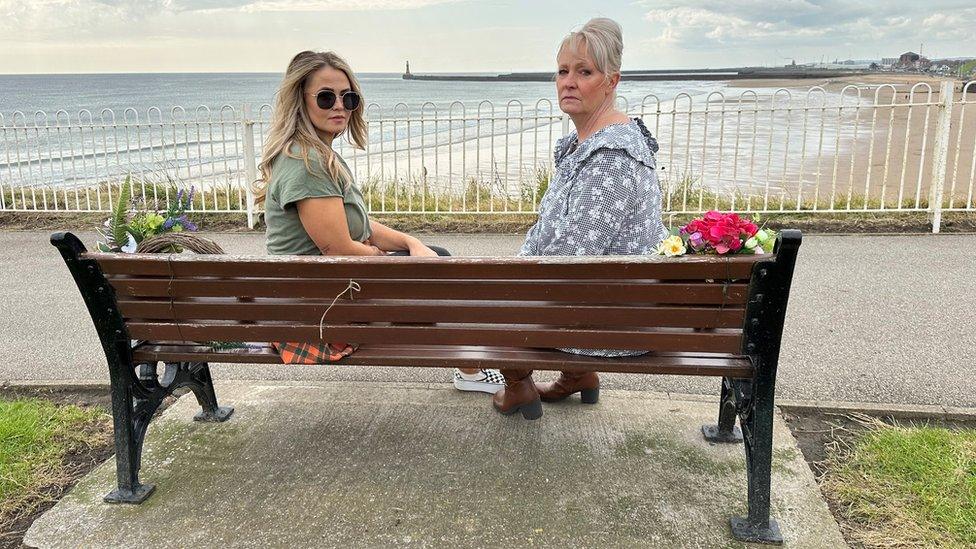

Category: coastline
[1, 73, 972, 216]
[664, 73, 975, 211]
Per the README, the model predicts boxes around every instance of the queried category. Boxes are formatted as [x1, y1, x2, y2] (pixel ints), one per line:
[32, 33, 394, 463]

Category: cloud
[643, 6, 825, 50]
[639, 1, 976, 56]
[0, 0, 175, 32]
[920, 10, 976, 40]
[238, 0, 464, 12]
[0, 0, 467, 39]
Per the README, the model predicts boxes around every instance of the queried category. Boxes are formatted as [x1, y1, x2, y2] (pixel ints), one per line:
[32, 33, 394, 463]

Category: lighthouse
[405, 61, 411, 76]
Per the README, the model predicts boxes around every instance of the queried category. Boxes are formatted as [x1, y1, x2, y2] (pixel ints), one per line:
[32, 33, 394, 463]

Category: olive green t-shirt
[264, 148, 371, 256]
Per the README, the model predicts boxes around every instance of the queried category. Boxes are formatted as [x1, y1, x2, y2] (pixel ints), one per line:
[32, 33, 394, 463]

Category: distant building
[899, 51, 920, 66]
[881, 57, 899, 67]
[892, 52, 933, 70]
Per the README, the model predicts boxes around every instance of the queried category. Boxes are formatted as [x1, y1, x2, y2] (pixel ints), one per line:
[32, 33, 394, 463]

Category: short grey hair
[558, 17, 624, 77]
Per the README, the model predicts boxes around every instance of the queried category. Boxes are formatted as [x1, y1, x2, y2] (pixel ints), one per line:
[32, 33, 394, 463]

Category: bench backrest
[51, 231, 801, 355]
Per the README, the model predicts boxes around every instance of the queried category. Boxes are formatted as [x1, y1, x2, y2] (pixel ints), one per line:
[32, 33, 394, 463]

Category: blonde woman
[492, 19, 669, 419]
[253, 51, 503, 392]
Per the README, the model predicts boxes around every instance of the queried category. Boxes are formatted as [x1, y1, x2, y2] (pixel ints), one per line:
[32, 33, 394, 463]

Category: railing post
[561, 114, 572, 137]
[242, 103, 258, 229]
[930, 80, 953, 234]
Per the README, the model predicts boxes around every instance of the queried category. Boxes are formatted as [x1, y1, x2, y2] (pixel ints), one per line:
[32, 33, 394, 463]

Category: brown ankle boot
[536, 371, 600, 404]
[492, 369, 543, 420]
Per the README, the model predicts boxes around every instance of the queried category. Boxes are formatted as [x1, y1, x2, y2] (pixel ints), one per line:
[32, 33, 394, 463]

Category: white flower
[121, 233, 138, 254]
[657, 235, 687, 257]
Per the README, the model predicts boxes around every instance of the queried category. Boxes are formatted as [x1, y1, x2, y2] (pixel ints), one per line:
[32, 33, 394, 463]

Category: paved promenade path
[1, 230, 972, 408]
[26, 381, 847, 548]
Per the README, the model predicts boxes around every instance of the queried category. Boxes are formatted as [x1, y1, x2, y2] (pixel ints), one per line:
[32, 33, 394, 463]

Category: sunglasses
[310, 90, 361, 111]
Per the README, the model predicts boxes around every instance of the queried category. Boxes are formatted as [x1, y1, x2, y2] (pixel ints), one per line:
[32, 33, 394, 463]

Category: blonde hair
[251, 51, 367, 205]
[558, 18, 624, 80]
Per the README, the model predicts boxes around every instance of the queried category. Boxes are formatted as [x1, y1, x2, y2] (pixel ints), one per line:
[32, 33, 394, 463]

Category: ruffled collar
[554, 118, 659, 171]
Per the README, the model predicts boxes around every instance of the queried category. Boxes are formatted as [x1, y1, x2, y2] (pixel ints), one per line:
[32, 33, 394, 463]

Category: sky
[1, 0, 974, 74]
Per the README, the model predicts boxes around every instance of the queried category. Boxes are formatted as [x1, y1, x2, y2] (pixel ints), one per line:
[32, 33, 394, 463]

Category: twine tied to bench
[319, 280, 361, 340]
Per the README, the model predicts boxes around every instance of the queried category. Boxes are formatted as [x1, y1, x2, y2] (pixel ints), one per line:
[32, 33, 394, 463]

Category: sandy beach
[724, 74, 975, 210]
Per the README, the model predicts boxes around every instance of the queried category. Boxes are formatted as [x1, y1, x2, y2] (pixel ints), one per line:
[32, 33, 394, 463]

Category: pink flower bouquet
[656, 211, 776, 257]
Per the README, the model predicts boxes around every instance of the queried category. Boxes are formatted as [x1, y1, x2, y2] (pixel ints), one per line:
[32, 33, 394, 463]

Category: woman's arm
[297, 197, 383, 256]
[368, 220, 438, 256]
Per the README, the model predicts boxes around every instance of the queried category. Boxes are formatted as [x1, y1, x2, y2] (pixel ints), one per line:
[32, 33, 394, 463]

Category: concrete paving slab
[25, 382, 846, 548]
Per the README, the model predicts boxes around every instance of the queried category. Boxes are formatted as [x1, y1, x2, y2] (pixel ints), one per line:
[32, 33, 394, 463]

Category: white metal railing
[1, 81, 973, 232]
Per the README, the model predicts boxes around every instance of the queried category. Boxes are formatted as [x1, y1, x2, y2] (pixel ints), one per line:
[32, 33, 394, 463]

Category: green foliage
[960, 59, 976, 76]
[127, 212, 165, 242]
[94, 179, 198, 253]
[95, 177, 135, 252]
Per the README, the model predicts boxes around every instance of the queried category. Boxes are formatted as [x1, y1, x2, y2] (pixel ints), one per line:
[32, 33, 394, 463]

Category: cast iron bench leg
[104, 358, 159, 504]
[185, 362, 234, 422]
[104, 360, 233, 504]
[730, 376, 782, 545]
[702, 377, 743, 443]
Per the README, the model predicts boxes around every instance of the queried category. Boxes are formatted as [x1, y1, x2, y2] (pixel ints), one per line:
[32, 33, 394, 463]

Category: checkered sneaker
[453, 368, 505, 394]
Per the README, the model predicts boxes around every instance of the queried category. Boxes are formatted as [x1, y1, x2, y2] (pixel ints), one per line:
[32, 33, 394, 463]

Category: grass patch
[0, 398, 110, 525]
[1, 177, 248, 213]
[3, 170, 975, 234]
[662, 174, 976, 214]
[820, 420, 976, 548]
[358, 168, 551, 215]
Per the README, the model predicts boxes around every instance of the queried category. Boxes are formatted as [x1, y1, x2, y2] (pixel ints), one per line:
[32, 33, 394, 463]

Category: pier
[401, 64, 869, 82]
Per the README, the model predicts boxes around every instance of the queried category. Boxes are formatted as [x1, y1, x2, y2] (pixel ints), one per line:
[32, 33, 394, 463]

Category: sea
[0, 72, 726, 119]
[0, 73, 851, 199]
[0, 72, 734, 193]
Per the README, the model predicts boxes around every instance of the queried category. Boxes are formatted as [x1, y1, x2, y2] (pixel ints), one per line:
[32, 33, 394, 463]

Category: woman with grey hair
[492, 18, 669, 419]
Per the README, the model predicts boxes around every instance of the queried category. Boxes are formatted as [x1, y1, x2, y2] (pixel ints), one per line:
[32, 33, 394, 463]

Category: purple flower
[162, 217, 177, 230]
[689, 231, 704, 250]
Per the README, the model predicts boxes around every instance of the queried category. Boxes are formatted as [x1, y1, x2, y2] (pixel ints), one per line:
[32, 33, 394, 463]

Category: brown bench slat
[117, 299, 747, 329]
[107, 277, 749, 304]
[131, 343, 754, 378]
[125, 322, 743, 353]
[137, 341, 745, 359]
[93, 253, 763, 281]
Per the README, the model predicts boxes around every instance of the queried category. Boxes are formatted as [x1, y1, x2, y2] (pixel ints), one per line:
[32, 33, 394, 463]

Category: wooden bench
[52, 229, 801, 544]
